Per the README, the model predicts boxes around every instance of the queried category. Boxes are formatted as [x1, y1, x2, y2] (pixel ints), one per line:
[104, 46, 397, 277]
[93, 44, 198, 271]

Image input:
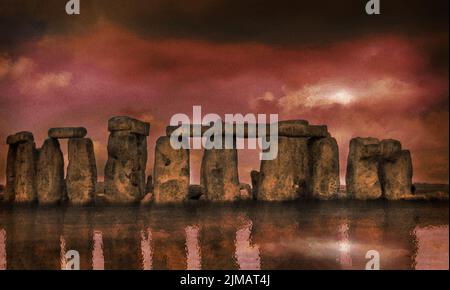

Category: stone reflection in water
[60, 235, 66, 269]
[0, 228, 6, 270]
[414, 225, 449, 270]
[185, 225, 201, 270]
[140, 227, 153, 270]
[62, 207, 95, 270]
[0, 202, 448, 269]
[337, 221, 352, 269]
[234, 219, 260, 270]
[92, 230, 105, 270]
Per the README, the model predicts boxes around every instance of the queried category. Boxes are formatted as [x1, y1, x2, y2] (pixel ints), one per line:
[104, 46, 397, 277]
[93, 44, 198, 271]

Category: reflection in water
[140, 228, 153, 270]
[60, 235, 66, 270]
[414, 225, 449, 270]
[185, 225, 201, 270]
[0, 229, 6, 270]
[0, 202, 448, 269]
[338, 221, 352, 269]
[235, 219, 260, 270]
[92, 231, 104, 270]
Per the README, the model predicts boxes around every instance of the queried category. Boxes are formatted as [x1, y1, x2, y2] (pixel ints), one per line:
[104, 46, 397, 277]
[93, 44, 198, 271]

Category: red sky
[0, 20, 448, 185]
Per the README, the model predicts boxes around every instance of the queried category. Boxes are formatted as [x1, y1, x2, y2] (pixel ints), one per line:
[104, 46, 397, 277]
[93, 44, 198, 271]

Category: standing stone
[201, 146, 240, 201]
[36, 138, 65, 205]
[153, 136, 189, 203]
[380, 146, 413, 200]
[5, 144, 18, 202]
[66, 138, 97, 205]
[5, 132, 37, 203]
[145, 175, 153, 194]
[104, 116, 149, 204]
[346, 137, 382, 200]
[308, 137, 340, 200]
[257, 136, 309, 201]
[14, 141, 38, 203]
[250, 170, 260, 199]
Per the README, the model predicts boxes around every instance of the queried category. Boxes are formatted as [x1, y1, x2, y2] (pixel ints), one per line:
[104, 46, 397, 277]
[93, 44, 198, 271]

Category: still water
[0, 201, 448, 270]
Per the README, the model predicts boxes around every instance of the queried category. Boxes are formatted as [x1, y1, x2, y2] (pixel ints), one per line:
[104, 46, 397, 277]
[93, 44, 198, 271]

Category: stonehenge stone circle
[346, 137, 413, 200]
[257, 136, 309, 201]
[308, 137, 340, 200]
[66, 138, 97, 205]
[104, 116, 149, 204]
[1, 118, 418, 205]
[36, 138, 65, 205]
[6, 132, 37, 203]
[48, 127, 87, 139]
[201, 146, 240, 201]
[153, 136, 190, 203]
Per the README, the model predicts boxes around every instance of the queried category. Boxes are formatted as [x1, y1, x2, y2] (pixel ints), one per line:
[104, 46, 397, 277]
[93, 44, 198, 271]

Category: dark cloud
[1, 0, 449, 50]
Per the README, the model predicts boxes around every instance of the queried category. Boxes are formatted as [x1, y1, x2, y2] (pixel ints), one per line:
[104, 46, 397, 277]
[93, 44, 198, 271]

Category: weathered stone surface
[239, 183, 253, 200]
[104, 130, 148, 204]
[309, 137, 340, 200]
[145, 175, 153, 194]
[66, 138, 97, 205]
[141, 192, 153, 205]
[188, 185, 205, 200]
[14, 142, 38, 202]
[165, 120, 329, 138]
[153, 136, 190, 203]
[380, 139, 402, 160]
[380, 150, 413, 200]
[6, 131, 34, 145]
[201, 145, 240, 201]
[36, 138, 65, 205]
[11, 141, 38, 203]
[108, 116, 150, 136]
[48, 127, 87, 139]
[277, 121, 328, 138]
[346, 137, 382, 200]
[250, 170, 260, 199]
[5, 144, 17, 202]
[257, 136, 309, 201]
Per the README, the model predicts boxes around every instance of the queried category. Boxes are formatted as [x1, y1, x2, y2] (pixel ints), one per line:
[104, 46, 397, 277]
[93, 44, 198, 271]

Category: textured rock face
[257, 136, 309, 201]
[153, 136, 189, 203]
[13, 141, 38, 203]
[6, 131, 34, 145]
[201, 147, 240, 201]
[5, 132, 37, 203]
[188, 185, 205, 200]
[48, 127, 87, 139]
[145, 175, 153, 194]
[346, 137, 382, 200]
[250, 170, 260, 199]
[36, 138, 65, 205]
[5, 144, 18, 202]
[380, 139, 402, 159]
[380, 150, 413, 200]
[309, 137, 340, 200]
[104, 130, 148, 204]
[66, 138, 97, 205]
[277, 121, 329, 138]
[108, 116, 150, 136]
[239, 183, 253, 200]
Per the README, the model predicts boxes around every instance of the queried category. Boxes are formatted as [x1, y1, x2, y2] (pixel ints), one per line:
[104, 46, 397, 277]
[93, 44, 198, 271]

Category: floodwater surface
[0, 201, 448, 270]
